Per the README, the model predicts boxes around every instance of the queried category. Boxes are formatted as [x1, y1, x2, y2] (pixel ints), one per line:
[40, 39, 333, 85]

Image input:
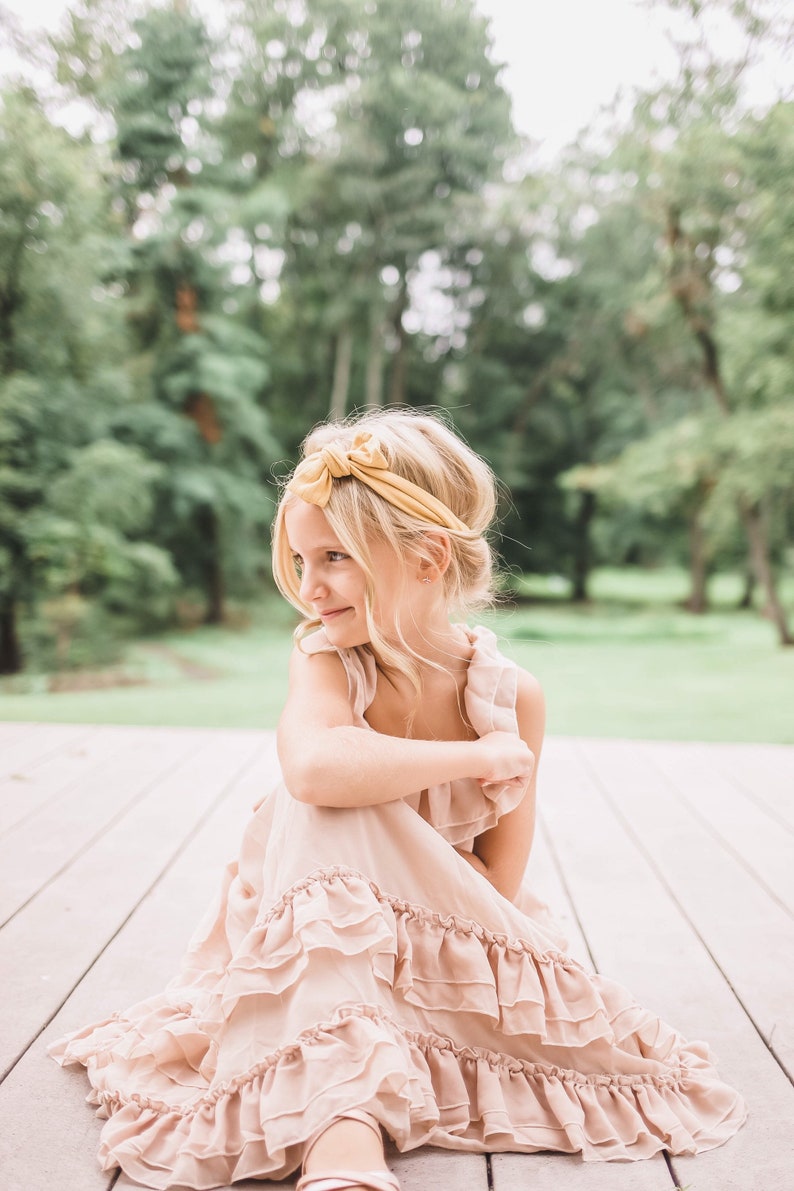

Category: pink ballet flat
[296, 1176, 400, 1191]
[296, 1110, 400, 1191]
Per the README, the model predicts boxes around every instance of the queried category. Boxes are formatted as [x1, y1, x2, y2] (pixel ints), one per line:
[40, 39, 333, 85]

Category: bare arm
[457, 669, 545, 902]
[277, 647, 535, 807]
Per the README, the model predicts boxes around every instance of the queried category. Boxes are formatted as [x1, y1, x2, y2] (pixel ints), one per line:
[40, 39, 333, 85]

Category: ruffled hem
[216, 865, 641, 1048]
[50, 867, 746, 1188]
[53, 1004, 746, 1190]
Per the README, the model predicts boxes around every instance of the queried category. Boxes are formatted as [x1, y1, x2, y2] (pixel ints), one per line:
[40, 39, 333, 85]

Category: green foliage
[85, 3, 283, 618]
[224, 0, 516, 435]
[556, 12, 794, 625]
[0, 87, 178, 672]
[0, 0, 791, 674]
[111, 5, 212, 197]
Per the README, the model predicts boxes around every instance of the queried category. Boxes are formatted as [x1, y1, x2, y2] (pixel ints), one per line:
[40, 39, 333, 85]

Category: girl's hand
[473, 731, 535, 788]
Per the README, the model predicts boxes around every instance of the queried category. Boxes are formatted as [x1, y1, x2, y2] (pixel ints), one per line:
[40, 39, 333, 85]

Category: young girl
[50, 409, 746, 1191]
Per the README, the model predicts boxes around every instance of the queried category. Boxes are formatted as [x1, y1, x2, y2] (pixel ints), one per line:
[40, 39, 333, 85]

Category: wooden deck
[0, 722, 792, 1191]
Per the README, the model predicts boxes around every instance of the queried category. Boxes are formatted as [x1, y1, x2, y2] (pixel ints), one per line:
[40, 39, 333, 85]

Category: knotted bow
[287, 431, 469, 532]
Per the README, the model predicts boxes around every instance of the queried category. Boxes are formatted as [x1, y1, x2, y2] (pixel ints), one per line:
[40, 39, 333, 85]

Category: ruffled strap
[422, 626, 525, 846]
[463, 625, 519, 736]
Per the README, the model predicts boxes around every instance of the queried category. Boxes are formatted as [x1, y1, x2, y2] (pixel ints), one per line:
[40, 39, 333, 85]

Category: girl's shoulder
[296, 627, 377, 723]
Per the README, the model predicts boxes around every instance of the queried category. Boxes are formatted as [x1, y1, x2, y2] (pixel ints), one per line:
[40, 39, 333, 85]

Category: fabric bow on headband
[287, 431, 469, 533]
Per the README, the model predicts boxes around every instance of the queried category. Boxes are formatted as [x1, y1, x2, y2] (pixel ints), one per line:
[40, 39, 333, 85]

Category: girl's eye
[327, 551, 348, 562]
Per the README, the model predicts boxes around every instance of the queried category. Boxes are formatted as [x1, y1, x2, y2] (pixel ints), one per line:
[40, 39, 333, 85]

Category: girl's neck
[375, 614, 473, 678]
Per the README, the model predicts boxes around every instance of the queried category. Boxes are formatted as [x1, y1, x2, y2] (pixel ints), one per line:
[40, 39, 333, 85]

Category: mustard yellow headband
[287, 431, 469, 533]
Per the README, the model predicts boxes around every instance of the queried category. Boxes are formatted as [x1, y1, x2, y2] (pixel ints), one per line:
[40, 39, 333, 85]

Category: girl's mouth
[320, 607, 351, 620]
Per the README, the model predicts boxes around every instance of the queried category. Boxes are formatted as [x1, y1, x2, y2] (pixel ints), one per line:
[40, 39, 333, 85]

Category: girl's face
[283, 499, 407, 649]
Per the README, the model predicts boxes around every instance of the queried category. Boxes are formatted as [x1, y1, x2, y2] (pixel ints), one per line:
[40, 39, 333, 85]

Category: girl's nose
[299, 566, 327, 603]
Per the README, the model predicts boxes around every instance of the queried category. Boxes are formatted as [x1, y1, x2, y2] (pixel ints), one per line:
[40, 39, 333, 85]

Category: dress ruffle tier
[50, 627, 746, 1189]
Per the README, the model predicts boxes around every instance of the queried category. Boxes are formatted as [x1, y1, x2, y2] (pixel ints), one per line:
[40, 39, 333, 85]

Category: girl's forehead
[283, 499, 339, 546]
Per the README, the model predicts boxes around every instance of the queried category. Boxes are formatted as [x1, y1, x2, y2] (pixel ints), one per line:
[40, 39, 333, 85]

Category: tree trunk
[571, 490, 595, 602]
[329, 326, 353, 421]
[685, 511, 709, 613]
[175, 282, 200, 333]
[185, 392, 222, 443]
[0, 231, 25, 375]
[741, 498, 793, 644]
[365, 310, 385, 407]
[199, 507, 225, 625]
[387, 283, 409, 406]
[0, 603, 22, 675]
[738, 564, 755, 610]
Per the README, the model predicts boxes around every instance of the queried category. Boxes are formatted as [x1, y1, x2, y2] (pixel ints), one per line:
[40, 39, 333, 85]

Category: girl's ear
[418, 531, 452, 581]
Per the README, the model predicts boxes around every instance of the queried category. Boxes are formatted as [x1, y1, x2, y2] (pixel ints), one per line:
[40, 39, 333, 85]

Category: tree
[93, 3, 281, 622]
[559, 0, 794, 636]
[221, 0, 514, 441]
[0, 88, 176, 673]
[620, 89, 792, 639]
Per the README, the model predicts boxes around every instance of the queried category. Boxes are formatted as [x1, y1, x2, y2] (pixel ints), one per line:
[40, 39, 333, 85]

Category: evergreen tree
[0, 88, 176, 674]
[100, 4, 280, 622]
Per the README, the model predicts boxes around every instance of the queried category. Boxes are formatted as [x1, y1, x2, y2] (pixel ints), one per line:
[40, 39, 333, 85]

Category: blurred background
[0, 0, 791, 741]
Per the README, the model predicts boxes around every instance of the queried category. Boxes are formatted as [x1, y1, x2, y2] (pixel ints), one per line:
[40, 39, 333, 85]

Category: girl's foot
[297, 1112, 400, 1191]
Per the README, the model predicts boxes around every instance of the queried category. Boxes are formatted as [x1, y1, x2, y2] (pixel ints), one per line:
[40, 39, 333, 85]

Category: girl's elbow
[278, 730, 346, 804]
[284, 761, 342, 806]
[286, 780, 313, 804]
[282, 760, 320, 804]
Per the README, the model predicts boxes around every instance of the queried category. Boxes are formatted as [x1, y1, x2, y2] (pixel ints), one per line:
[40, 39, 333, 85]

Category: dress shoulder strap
[421, 624, 524, 847]
[301, 628, 377, 725]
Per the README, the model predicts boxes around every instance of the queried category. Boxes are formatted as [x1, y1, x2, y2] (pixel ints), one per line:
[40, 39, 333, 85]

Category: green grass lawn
[1, 567, 792, 743]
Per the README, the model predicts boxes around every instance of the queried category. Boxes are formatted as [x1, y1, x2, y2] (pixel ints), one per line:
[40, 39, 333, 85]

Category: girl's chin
[320, 614, 370, 647]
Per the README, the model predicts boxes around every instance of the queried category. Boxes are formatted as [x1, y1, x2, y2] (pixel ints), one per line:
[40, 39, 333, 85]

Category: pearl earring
[422, 577, 432, 584]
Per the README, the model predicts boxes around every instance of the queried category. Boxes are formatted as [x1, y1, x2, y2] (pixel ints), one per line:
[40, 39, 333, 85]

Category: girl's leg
[301, 1114, 394, 1191]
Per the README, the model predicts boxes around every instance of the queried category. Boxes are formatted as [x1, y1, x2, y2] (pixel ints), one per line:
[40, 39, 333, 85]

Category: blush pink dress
[50, 626, 746, 1189]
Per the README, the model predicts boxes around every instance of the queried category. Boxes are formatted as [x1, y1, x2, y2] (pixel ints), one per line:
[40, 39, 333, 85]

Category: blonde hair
[272, 408, 498, 691]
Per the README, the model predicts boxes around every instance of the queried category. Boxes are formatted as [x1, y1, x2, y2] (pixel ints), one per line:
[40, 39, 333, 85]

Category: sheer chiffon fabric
[50, 626, 746, 1190]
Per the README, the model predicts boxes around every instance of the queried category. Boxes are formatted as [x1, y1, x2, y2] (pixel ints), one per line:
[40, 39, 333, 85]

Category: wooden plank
[578, 737, 794, 1078]
[0, 729, 263, 1077]
[0, 721, 37, 746]
[0, 728, 202, 922]
[711, 742, 794, 831]
[48, 733, 279, 1027]
[493, 1149, 674, 1190]
[646, 740, 794, 915]
[0, 733, 277, 1191]
[0, 723, 137, 837]
[386, 1147, 488, 1191]
[0, 721, 96, 783]
[569, 737, 794, 1190]
[0, 1050, 114, 1191]
[524, 819, 594, 969]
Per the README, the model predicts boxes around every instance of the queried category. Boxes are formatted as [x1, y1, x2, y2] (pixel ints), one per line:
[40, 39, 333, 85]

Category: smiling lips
[319, 607, 351, 620]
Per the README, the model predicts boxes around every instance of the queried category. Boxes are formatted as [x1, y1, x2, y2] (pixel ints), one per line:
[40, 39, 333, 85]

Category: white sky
[477, 0, 681, 155]
[1, 0, 790, 160]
